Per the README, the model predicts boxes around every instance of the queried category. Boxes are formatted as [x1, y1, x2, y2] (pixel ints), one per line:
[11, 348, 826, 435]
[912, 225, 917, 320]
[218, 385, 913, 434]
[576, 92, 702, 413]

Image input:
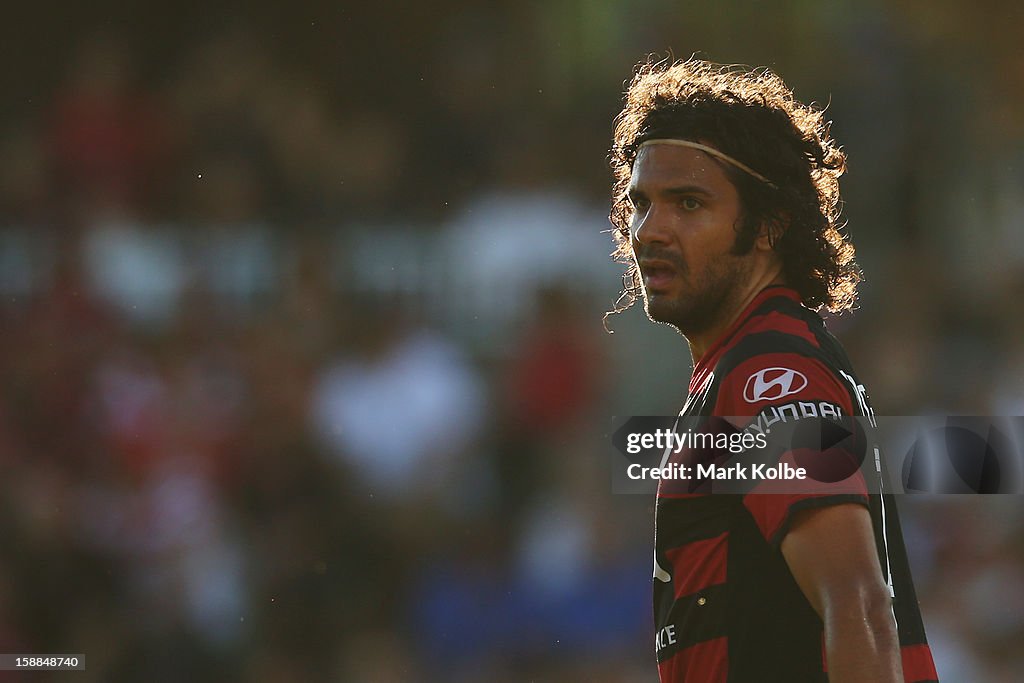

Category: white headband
[638, 139, 777, 189]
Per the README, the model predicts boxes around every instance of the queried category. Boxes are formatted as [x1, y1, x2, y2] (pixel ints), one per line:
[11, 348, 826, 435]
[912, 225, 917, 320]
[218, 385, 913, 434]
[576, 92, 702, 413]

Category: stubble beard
[642, 252, 752, 339]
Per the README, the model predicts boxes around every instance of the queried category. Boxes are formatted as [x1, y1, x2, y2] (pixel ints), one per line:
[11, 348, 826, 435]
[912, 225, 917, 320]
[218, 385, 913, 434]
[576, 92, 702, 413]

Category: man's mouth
[640, 260, 678, 291]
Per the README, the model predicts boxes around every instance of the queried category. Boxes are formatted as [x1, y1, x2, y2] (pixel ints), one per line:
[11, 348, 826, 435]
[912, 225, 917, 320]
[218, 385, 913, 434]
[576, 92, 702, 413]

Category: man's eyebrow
[661, 185, 712, 197]
[629, 185, 711, 198]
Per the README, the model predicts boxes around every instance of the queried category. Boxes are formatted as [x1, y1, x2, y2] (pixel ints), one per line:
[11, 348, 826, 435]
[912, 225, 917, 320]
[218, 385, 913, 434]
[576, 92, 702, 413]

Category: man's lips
[639, 259, 678, 291]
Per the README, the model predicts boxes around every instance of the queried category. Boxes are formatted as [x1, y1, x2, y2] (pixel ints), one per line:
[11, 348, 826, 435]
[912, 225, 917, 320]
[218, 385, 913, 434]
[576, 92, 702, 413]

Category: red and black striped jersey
[654, 286, 938, 683]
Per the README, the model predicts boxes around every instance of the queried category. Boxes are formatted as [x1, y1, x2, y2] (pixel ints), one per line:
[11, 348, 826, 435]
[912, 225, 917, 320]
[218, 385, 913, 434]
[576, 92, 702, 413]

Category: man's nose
[632, 204, 672, 247]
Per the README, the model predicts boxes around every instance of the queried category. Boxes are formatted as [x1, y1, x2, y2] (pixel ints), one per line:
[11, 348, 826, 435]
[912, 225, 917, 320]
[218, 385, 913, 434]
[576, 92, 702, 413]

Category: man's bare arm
[781, 503, 902, 683]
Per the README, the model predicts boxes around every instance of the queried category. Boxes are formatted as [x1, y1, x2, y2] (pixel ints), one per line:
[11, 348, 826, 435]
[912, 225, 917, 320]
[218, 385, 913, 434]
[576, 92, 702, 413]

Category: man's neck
[686, 274, 787, 363]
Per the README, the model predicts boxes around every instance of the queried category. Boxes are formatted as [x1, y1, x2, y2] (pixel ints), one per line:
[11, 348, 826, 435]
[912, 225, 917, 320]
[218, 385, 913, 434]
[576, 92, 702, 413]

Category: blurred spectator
[81, 218, 186, 327]
[310, 306, 485, 498]
[46, 32, 172, 220]
[505, 285, 601, 436]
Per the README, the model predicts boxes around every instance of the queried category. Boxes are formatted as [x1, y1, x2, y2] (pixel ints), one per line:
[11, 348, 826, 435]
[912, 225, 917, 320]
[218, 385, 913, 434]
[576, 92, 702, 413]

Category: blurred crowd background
[2, 1, 1024, 681]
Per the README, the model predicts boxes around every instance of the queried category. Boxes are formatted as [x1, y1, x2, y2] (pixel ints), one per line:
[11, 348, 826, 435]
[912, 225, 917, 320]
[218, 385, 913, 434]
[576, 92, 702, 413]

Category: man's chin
[644, 294, 711, 335]
[643, 296, 684, 327]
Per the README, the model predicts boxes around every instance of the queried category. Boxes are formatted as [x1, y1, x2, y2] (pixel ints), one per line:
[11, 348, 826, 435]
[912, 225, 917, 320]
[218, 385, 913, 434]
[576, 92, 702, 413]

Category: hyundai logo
[743, 367, 809, 403]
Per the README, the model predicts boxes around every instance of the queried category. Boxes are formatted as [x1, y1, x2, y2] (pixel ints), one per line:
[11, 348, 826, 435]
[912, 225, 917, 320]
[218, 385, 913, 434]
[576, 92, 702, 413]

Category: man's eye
[631, 197, 649, 211]
[680, 197, 701, 210]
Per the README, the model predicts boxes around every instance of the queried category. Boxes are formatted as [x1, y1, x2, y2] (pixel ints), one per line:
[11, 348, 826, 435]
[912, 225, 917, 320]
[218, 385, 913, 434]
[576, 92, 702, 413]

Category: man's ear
[756, 213, 789, 251]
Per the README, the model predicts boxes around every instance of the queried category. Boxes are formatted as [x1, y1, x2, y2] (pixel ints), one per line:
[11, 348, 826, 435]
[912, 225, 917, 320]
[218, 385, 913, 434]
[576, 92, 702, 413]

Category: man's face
[628, 142, 754, 335]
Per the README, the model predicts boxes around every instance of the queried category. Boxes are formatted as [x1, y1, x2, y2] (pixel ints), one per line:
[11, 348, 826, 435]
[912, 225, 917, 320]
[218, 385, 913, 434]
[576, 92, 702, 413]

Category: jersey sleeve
[714, 351, 870, 547]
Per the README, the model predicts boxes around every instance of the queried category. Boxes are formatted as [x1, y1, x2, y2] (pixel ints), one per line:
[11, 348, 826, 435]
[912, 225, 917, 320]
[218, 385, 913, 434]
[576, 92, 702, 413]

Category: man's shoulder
[710, 305, 857, 416]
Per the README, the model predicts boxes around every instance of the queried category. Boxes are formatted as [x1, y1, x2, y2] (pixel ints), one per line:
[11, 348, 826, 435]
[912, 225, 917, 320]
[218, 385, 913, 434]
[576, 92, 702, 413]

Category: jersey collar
[689, 285, 803, 394]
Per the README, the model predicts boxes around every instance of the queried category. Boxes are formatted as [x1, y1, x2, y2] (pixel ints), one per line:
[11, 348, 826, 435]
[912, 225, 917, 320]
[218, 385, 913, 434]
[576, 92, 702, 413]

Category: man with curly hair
[609, 58, 938, 682]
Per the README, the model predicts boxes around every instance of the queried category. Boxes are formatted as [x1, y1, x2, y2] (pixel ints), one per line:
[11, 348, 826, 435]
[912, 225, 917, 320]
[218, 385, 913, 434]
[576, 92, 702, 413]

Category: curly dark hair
[608, 57, 860, 316]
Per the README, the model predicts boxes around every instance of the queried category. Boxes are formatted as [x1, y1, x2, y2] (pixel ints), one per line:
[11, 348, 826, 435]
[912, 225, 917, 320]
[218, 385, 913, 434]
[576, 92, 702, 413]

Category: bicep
[780, 503, 890, 619]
